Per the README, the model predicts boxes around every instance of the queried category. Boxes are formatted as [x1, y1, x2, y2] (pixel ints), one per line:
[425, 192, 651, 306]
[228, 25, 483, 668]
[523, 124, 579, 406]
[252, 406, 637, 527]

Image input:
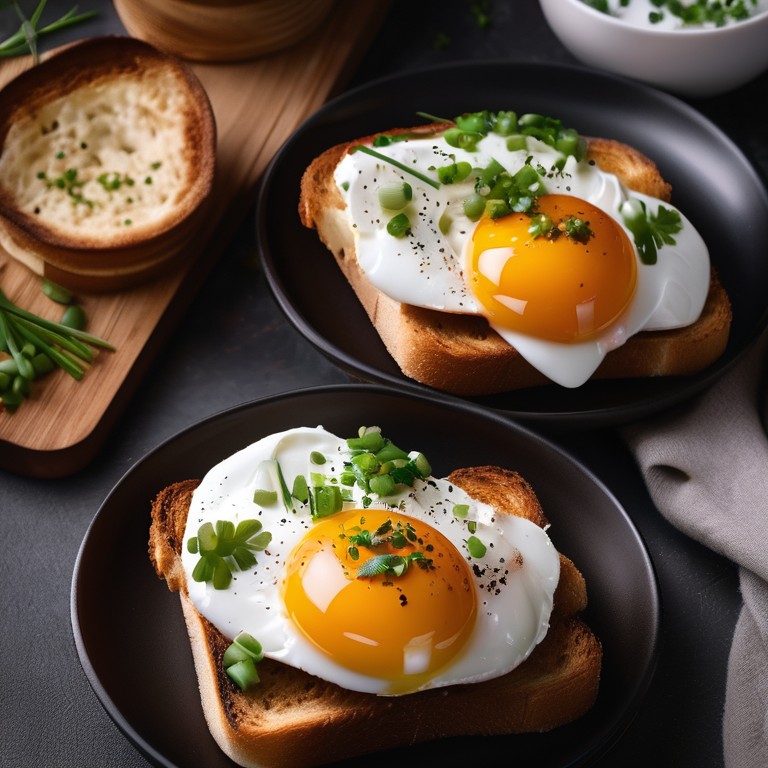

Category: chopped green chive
[467, 535, 486, 558]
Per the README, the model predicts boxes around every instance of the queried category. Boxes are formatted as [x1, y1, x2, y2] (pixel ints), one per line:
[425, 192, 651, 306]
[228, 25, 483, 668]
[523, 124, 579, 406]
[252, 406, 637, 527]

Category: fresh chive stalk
[0, 288, 114, 413]
[1, 1, 98, 61]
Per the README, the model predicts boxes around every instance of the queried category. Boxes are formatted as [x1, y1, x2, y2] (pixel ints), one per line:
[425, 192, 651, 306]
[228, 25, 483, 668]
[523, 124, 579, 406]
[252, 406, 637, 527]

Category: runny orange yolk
[281, 508, 477, 693]
[469, 193, 638, 343]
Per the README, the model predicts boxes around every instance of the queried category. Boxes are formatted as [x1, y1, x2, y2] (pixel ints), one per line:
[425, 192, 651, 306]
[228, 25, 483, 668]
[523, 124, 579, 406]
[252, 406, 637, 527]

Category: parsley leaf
[356, 552, 432, 578]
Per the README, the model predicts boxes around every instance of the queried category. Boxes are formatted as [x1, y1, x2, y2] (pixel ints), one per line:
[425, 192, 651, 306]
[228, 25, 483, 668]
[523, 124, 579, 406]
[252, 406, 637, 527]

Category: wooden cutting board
[0, 1, 391, 478]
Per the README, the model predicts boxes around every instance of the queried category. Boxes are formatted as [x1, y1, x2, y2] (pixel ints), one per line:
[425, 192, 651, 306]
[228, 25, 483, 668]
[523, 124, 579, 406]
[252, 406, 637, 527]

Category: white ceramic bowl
[539, 0, 768, 97]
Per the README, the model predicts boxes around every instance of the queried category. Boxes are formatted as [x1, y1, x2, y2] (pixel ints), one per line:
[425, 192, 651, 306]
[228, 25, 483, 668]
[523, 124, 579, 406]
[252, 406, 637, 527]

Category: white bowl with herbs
[539, 0, 768, 97]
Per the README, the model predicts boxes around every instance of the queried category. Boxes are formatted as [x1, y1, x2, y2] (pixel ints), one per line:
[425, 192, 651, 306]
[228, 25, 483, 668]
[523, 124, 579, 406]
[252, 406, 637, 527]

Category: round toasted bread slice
[0, 36, 216, 292]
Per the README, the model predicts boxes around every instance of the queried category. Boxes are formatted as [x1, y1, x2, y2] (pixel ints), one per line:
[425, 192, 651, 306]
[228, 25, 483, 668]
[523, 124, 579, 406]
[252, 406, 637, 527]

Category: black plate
[257, 61, 768, 429]
[71, 384, 659, 768]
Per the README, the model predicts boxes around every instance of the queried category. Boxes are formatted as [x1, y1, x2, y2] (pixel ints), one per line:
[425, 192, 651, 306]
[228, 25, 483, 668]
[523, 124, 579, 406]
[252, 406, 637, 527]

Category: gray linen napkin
[622, 329, 768, 768]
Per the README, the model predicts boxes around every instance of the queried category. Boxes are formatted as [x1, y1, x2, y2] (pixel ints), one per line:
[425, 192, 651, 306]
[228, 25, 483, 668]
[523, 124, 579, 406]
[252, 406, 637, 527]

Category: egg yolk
[281, 508, 476, 693]
[469, 194, 638, 343]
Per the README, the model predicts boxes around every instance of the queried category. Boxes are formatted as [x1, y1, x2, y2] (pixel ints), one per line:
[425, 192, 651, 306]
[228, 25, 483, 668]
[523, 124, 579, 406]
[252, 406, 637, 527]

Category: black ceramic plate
[257, 61, 768, 429]
[71, 384, 659, 768]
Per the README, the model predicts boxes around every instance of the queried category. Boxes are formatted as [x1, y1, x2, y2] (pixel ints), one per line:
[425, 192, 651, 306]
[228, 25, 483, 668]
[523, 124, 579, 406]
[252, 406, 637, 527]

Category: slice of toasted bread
[298, 125, 732, 396]
[0, 36, 216, 292]
[149, 466, 602, 768]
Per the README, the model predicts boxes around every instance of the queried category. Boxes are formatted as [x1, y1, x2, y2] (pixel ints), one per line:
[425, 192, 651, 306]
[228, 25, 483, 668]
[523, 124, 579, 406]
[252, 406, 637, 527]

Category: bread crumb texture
[0, 72, 193, 239]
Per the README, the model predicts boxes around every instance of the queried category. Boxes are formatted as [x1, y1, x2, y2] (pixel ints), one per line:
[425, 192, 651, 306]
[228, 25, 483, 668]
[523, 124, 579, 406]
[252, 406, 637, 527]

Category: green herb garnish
[187, 519, 272, 590]
[340, 517, 433, 578]
[620, 198, 682, 265]
[466, 535, 487, 558]
[0, 1, 97, 62]
[583, 0, 758, 26]
[352, 144, 441, 190]
[0, 287, 114, 414]
[356, 552, 432, 578]
[339, 426, 431, 510]
[223, 632, 264, 691]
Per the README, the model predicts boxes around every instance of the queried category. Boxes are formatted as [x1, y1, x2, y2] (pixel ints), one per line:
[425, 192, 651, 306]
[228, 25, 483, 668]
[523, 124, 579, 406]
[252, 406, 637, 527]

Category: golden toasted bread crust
[298, 123, 732, 396]
[149, 467, 601, 768]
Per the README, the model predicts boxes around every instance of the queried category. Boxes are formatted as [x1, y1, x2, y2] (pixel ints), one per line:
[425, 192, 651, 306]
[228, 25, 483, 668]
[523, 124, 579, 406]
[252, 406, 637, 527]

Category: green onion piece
[476, 158, 506, 190]
[222, 643, 251, 668]
[310, 451, 326, 465]
[487, 199, 510, 219]
[0, 311, 35, 380]
[0, 3, 98, 62]
[213, 557, 232, 589]
[10, 320, 85, 380]
[555, 128, 582, 158]
[466, 535, 487, 558]
[0, 358, 18, 375]
[14, 315, 93, 362]
[225, 659, 259, 691]
[0, 290, 115, 350]
[453, 504, 469, 519]
[353, 145, 440, 190]
[233, 632, 264, 661]
[197, 522, 217, 551]
[377, 181, 413, 211]
[253, 489, 277, 506]
[275, 461, 294, 511]
[31, 353, 54, 375]
[438, 209, 452, 235]
[61, 304, 86, 330]
[0, 371, 9, 391]
[463, 193, 486, 221]
[351, 452, 379, 475]
[411, 452, 432, 477]
[347, 430, 385, 453]
[309, 471, 326, 487]
[312, 485, 343, 519]
[12, 375, 29, 397]
[493, 110, 518, 135]
[369, 473, 396, 497]
[506, 135, 527, 152]
[456, 111, 491, 133]
[1, 389, 22, 412]
[386, 212, 411, 238]
[375, 441, 409, 463]
[514, 163, 545, 193]
[437, 161, 472, 185]
[215, 520, 236, 555]
[443, 127, 482, 152]
[41, 278, 73, 304]
[292, 474, 309, 503]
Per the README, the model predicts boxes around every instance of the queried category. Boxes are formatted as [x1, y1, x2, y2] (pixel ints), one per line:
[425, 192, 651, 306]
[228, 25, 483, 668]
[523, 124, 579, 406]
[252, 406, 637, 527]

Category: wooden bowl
[113, 0, 338, 62]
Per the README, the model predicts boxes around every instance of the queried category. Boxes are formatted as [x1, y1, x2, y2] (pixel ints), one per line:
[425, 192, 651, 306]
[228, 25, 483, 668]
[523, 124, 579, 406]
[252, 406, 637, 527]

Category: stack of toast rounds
[0, 36, 216, 293]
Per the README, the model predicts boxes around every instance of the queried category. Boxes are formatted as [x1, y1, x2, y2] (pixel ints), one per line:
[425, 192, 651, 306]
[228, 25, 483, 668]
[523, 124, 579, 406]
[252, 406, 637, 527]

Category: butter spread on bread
[299, 111, 731, 394]
[150, 425, 601, 767]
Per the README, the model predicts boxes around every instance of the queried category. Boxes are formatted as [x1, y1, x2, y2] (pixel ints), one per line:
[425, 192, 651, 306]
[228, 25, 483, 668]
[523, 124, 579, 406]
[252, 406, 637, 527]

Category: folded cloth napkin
[622, 328, 768, 768]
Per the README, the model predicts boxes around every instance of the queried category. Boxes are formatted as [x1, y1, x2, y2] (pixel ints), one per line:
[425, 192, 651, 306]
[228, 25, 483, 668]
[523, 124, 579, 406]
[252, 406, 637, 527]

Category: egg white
[181, 426, 560, 695]
[334, 129, 711, 387]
